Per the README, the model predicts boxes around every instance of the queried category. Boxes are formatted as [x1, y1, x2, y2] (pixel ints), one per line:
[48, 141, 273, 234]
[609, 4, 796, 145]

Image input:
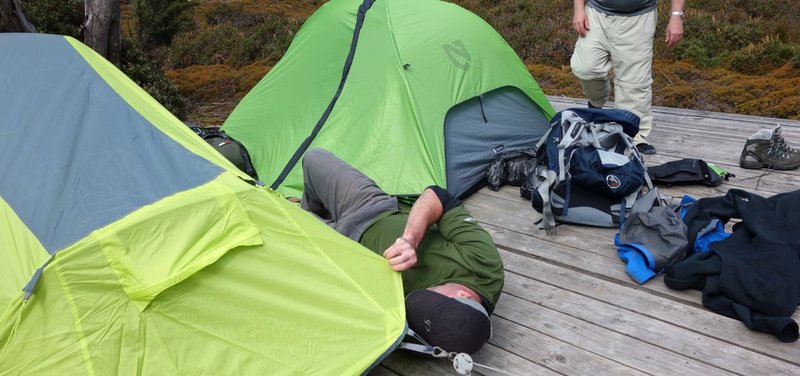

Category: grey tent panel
[0, 34, 222, 254]
[444, 86, 550, 197]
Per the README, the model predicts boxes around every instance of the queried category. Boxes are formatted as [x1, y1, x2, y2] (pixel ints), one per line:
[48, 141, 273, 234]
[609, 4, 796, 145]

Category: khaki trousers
[570, 6, 656, 144]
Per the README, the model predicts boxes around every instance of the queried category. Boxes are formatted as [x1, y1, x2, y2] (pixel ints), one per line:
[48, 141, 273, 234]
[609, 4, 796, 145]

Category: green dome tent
[0, 34, 405, 374]
[223, 0, 556, 198]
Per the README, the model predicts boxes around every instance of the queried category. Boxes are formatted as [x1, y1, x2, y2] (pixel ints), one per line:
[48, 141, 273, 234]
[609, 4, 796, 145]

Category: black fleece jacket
[664, 189, 800, 342]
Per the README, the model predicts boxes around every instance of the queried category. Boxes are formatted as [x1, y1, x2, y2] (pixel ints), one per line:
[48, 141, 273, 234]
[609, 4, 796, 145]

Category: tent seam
[264, 189, 390, 313]
[383, 0, 440, 183]
[54, 259, 97, 376]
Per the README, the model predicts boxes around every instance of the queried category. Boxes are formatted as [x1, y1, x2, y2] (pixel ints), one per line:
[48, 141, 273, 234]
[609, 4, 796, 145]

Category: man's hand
[665, 16, 684, 47]
[383, 237, 417, 272]
[573, 7, 590, 36]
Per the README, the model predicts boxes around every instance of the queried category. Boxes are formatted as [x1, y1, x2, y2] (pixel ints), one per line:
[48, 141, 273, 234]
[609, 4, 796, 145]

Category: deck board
[374, 97, 800, 375]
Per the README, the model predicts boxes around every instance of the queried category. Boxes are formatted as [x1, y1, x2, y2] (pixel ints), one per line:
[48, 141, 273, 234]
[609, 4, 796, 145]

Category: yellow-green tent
[0, 34, 405, 375]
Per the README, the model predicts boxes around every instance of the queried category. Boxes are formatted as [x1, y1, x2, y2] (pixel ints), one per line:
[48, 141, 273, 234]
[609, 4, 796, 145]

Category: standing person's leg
[571, 6, 613, 109]
[608, 10, 657, 147]
[300, 148, 398, 241]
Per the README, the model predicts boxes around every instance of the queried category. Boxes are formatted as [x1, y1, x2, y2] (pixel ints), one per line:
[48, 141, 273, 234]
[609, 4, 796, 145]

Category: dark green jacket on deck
[360, 205, 504, 313]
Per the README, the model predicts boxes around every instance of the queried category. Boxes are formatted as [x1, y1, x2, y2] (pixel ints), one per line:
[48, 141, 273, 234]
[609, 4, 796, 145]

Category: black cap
[405, 289, 492, 354]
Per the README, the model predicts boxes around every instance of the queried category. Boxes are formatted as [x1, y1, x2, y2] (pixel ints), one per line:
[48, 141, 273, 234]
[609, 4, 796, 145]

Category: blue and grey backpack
[530, 108, 660, 233]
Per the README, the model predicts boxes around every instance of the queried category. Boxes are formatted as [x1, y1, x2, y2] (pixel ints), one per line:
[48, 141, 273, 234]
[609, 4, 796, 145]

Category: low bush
[122, 39, 187, 118]
[231, 14, 299, 67]
[168, 24, 244, 68]
[168, 11, 298, 69]
[204, 2, 267, 29]
[22, 0, 83, 37]
[143, 0, 800, 123]
[166, 62, 269, 124]
[134, 0, 197, 50]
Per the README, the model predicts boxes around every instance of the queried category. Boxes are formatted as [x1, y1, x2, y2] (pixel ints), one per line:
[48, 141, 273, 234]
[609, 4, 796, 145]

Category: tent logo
[443, 40, 471, 71]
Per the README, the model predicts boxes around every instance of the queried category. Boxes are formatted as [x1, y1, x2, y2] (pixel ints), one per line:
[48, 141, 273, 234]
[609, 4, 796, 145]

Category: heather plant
[168, 24, 244, 68]
[231, 14, 300, 67]
[168, 2, 300, 69]
[204, 2, 268, 29]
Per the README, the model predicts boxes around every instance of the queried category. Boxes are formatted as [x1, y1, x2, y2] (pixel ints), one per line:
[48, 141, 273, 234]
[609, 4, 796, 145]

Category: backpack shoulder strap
[535, 166, 559, 234]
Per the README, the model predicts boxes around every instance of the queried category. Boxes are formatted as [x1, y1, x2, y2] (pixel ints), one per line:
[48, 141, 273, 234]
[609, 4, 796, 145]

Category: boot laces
[766, 141, 791, 160]
[771, 126, 798, 154]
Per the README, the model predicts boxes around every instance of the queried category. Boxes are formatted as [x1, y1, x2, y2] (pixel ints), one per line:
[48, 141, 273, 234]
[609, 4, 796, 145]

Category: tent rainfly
[224, 0, 556, 198]
[0, 33, 406, 375]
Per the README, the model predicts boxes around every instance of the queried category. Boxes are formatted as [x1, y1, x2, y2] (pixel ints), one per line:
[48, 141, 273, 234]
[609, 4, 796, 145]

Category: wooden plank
[547, 96, 800, 128]
[380, 350, 456, 375]
[499, 250, 800, 360]
[486, 317, 643, 376]
[367, 366, 400, 376]
[381, 342, 562, 376]
[384, 96, 800, 374]
[495, 294, 733, 376]
[470, 187, 800, 322]
[647, 132, 800, 179]
[643, 155, 798, 196]
[501, 263, 800, 373]
[467, 213, 704, 307]
[470, 343, 563, 376]
[651, 117, 800, 139]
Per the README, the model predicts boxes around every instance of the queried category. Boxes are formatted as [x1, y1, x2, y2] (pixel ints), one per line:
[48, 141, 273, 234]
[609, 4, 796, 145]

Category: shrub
[134, 0, 197, 50]
[728, 39, 799, 75]
[231, 14, 300, 66]
[168, 12, 299, 68]
[22, 0, 83, 37]
[166, 62, 269, 124]
[454, 0, 574, 65]
[666, 13, 764, 67]
[122, 38, 187, 118]
[204, 2, 266, 29]
[168, 24, 243, 68]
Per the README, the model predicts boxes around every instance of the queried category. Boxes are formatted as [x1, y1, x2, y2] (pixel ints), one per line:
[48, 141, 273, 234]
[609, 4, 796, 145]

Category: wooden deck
[374, 96, 800, 375]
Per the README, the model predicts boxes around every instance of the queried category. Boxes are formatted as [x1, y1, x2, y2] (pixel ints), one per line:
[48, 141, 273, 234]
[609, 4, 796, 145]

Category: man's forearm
[402, 188, 443, 249]
[574, 0, 586, 12]
[670, 0, 685, 13]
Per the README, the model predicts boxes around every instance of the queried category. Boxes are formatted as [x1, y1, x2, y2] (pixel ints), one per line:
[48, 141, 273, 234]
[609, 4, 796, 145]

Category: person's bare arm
[383, 188, 445, 272]
[665, 0, 685, 47]
[572, 0, 589, 36]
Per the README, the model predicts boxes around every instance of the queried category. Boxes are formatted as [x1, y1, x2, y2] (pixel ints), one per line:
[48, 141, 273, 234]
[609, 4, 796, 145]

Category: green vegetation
[133, 0, 197, 49]
[167, 3, 300, 69]
[22, 0, 82, 37]
[122, 38, 187, 119]
[25, 0, 797, 123]
[450, 0, 800, 121]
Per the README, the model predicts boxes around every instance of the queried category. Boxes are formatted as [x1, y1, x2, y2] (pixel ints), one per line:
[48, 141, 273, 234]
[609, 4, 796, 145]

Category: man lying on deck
[299, 148, 505, 355]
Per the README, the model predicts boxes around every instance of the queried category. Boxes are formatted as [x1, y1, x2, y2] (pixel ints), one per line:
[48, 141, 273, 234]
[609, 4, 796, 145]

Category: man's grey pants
[301, 148, 399, 241]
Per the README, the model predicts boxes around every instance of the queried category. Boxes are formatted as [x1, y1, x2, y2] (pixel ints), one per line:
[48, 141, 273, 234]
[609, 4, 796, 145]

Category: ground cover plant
[123, 0, 800, 124]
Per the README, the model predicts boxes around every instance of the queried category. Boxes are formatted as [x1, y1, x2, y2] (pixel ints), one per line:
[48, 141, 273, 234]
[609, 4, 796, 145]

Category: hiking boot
[636, 143, 657, 155]
[739, 125, 800, 170]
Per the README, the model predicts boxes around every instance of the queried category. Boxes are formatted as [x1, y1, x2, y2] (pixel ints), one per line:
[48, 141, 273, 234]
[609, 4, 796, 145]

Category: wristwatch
[671, 11, 684, 17]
